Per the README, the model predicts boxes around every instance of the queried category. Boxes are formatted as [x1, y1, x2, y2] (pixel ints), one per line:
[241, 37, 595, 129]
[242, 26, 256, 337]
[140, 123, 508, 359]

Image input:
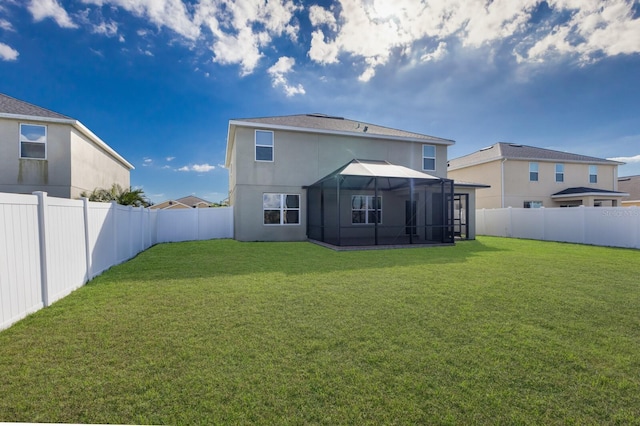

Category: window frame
[255, 130, 274, 162]
[351, 195, 382, 225]
[19, 123, 47, 160]
[524, 201, 543, 208]
[263, 193, 300, 226]
[422, 144, 436, 171]
[589, 165, 598, 184]
[529, 162, 539, 182]
[555, 163, 564, 183]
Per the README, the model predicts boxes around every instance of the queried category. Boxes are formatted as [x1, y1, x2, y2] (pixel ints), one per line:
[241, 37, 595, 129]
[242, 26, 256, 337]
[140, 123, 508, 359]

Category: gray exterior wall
[229, 124, 450, 242]
[0, 117, 130, 198]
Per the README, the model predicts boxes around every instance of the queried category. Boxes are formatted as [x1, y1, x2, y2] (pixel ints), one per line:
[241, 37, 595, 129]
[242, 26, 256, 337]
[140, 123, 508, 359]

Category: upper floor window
[263, 193, 299, 225]
[352, 195, 382, 224]
[589, 165, 598, 183]
[422, 145, 436, 171]
[20, 124, 47, 159]
[255, 130, 274, 162]
[555, 163, 564, 182]
[529, 162, 539, 182]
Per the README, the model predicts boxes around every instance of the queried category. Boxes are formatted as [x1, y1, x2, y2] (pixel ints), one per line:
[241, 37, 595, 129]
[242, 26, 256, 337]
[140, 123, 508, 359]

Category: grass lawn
[1, 237, 639, 424]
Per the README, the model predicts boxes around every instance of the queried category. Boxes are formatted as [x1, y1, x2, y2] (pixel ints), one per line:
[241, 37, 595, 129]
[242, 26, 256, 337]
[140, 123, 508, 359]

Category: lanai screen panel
[307, 160, 455, 247]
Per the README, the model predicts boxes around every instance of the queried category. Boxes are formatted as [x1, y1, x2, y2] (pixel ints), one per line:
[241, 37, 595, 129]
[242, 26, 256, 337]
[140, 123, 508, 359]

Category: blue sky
[1, 0, 639, 204]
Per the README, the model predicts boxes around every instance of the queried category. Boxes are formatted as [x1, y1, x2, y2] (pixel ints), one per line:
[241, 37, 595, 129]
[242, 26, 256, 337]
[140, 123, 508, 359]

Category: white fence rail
[0, 192, 233, 330]
[477, 206, 640, 249]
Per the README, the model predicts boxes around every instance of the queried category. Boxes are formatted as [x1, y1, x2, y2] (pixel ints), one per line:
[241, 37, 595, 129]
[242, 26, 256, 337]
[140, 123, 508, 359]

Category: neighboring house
[150, 195, 213, 210]
[618, 175, 640, 207]
[448, 143, 627, 209]
[225, 113, 487, 246]
[0, 93, 133, 199]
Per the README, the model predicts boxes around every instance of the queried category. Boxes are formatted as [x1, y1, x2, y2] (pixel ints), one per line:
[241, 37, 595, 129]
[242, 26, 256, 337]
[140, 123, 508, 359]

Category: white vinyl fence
[0, 192, 233, 330]
[477, 206, 640, 249]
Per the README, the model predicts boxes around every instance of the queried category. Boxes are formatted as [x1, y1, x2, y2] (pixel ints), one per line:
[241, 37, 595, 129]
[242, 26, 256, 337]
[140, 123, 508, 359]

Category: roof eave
[551, 192, 630, 199]
[228, 119, 455, 146]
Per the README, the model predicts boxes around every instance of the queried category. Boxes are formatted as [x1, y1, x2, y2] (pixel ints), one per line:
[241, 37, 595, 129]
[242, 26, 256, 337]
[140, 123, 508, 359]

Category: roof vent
[307, 113, 344, 120]
[509, 144, 523, 147]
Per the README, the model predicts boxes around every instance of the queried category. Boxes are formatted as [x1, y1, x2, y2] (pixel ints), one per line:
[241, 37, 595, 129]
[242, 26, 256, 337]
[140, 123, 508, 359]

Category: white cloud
[0, 42, 18, 61]
[142, 157, 153, 166]
[82, 0, 199, 40]
[194, 0, 301, 75]
[267, 56, 305, 96]
[306, 0, 640, 80]
[177, 163, 216, 172]
[28, 0, 77, 28]
[421, 42, 447, 62]
[166, 156, 175, 162]
[0, 18, 14, 31]
[309, 5, 337, 31]
[92, 20, 118, 37]
[609, 154, 640, 164]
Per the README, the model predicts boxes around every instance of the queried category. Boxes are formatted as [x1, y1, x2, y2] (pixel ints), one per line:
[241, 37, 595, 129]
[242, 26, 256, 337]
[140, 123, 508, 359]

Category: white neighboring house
[0, 93, 133, 199]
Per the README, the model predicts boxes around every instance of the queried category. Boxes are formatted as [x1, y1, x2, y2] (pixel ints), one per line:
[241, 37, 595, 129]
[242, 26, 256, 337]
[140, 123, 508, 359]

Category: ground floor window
[524, 201, 543, 208]
[352, 195, 382, 224]
[263, 193, 300, 225]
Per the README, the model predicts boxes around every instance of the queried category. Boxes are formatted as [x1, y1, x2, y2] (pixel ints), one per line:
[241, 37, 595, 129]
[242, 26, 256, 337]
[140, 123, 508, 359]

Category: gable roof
[0, 93, 134, 170]
[0, 93, 71, 119]
[226, 113, 454, 167]
[448, 142, 624, 170]
[618, 175, 640, 201]
[175, 195, 212, 207]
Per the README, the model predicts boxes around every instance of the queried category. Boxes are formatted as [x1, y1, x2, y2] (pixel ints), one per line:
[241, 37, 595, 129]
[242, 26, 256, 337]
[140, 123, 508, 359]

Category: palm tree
[81, 184, 151, 207]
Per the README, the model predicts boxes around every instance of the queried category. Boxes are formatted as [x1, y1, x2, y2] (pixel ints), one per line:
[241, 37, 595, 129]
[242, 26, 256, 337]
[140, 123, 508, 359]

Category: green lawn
[1, 237, 639, 424]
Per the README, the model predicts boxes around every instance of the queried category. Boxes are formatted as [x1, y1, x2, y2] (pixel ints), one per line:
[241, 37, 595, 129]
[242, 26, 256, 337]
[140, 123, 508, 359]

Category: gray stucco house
[0, 93, 133, 199]
[225, 114, 485, 246]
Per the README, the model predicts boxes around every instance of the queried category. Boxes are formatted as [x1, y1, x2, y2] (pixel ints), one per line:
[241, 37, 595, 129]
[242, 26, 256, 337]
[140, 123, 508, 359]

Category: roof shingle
[0, 93, 71, 120]
[232, 113, 454, 144]
[449, 142, 623, 170]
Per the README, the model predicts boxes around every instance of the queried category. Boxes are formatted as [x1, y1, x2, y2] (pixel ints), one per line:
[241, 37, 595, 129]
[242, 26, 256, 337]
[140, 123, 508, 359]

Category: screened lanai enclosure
[306, 160, 456, 247]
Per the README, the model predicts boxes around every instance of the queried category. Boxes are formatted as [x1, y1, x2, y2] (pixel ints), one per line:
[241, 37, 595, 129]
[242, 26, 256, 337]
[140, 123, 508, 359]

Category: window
[352, 195, 382, 224]
[20, 124, 47, 159]
[255, 130, 274, 162]
[524, 201, 543, 208]
[555, 163, 564, 182]
[589, 165, 598, 183]
[529, 162, 539, 182]
[422, 145, 436, 171]
[263, 193, 299, 225]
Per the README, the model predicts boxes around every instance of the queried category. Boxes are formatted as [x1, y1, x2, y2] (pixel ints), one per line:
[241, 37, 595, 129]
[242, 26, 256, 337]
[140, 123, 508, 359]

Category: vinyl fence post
[82, 197, 92, 281]
[33, 191, 50, 307]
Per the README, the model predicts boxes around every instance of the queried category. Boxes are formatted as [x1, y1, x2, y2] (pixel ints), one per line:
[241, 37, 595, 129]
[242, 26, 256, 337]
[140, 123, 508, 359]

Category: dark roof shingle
[449, 142, 623, 169]
[0, 93, 71, 120]
[233, 113, 454, 144]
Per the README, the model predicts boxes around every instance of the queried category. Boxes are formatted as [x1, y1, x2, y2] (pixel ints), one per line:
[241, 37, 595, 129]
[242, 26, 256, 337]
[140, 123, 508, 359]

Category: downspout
[501, 158, 507, 208]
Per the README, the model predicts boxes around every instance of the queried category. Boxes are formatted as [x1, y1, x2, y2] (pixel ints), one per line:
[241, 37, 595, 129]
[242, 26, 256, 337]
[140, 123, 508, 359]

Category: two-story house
[0, 93, 133, 199]
[447, 143, 627, 209]
[618, 175, 640, 207]
[225, 114, 486, 246]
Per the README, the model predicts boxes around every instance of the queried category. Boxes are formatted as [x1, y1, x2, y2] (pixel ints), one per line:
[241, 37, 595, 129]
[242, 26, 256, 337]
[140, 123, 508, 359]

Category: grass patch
[1, 237, 639, 424]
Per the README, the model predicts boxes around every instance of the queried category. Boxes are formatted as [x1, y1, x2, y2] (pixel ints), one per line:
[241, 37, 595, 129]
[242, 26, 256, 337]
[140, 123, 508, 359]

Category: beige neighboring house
[225, 113, 487, 246]
[150, 195, 213, 210]
[0, 93, 133, 199]
[448, 142, 627, 209]
[618, 175, 640, 207]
